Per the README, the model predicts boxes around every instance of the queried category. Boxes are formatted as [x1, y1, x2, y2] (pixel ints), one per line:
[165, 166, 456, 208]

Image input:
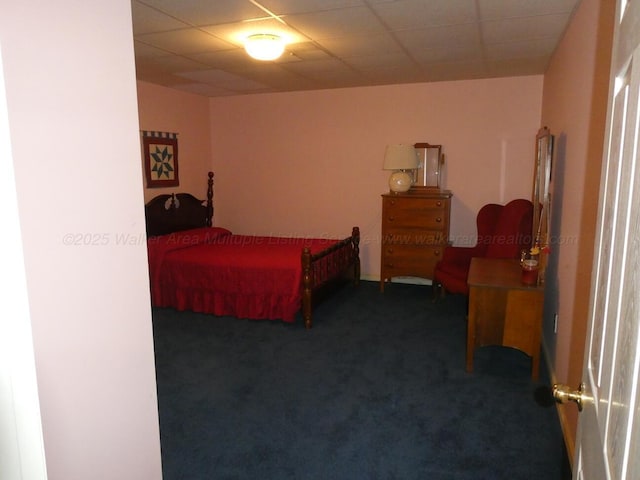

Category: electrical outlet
[554, 313, 559, 333]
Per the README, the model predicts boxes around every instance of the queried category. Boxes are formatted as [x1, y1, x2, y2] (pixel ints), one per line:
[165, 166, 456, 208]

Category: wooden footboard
[301, 226, 360, 329]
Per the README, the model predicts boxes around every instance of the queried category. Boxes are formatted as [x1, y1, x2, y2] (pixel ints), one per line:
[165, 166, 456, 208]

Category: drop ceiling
[132, 0, 581, 98]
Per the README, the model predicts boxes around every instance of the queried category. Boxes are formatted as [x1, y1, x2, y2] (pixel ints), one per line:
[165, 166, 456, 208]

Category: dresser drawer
[381, 245, 444, 263]
[382, 228, 445, 246]
[382, 199, 447, 229]
[383, 196, 447, 210]
[381, 245, 443, 278]
[382, 212, 446, 230]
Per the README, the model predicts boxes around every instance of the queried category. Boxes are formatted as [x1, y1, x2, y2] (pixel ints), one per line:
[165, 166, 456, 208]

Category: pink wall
[137, 81, 212, 203]
[540, 0, 614, 458]
[208, 77, 543, 279]
[2, 1, 163, 478]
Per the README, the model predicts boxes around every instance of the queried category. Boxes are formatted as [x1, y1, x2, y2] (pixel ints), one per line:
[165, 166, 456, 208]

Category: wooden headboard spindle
[206, 171, 214, 227]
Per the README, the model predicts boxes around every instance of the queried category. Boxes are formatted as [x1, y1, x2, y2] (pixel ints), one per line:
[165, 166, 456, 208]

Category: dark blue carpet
[152, 281, 568, 479]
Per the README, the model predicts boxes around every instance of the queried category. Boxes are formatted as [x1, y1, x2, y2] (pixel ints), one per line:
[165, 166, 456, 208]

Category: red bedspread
[147, 227, 339, 322]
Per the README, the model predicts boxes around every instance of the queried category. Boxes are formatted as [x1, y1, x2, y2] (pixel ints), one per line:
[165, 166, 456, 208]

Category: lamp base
[388, 171, 413, 193]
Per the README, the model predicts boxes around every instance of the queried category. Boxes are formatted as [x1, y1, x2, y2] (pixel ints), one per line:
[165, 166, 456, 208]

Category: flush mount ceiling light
[244, 33, 285, 61]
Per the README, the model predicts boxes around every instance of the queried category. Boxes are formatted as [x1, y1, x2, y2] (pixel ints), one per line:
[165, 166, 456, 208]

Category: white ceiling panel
[370, 0, 478, 29]
[482, 14, 572, 44]
[412, 45, 484, 65]
[316, 33, 403, 58]
[136, 0, 267, 26]
[131, 0, 581, 97]
[131, 2, 189, 35]
[395, 24, 482, 50]
[259, 0, 365, 15]
[477, 0, 579, 20]
[177, 69, 270, 91]
[136, 28, 232, 55]
[136, 55, 211, 74]
[284, 7, 388, 39]
[485, 38, 559, 61]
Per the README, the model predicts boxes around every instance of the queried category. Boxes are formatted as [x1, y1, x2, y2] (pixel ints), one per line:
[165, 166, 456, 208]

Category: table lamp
[383, 144, 419, 193]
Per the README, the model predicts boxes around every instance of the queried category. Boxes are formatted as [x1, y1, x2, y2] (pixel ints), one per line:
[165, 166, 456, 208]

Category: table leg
[466, 289, 476, 372]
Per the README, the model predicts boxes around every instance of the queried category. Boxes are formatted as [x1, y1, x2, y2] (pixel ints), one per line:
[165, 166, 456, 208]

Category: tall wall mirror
[532, 126, 554, 252]
[413, 143, 444, 189]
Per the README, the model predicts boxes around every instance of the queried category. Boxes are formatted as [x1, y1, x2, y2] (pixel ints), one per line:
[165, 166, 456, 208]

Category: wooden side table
[466, 257, 544, 379]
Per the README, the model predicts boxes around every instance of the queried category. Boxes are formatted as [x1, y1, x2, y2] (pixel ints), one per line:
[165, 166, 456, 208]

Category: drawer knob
[436, 217, 442, 223]
[434, 250, 441, 256]
[388, 216, 395, 222]
[436, 201, 442, 206]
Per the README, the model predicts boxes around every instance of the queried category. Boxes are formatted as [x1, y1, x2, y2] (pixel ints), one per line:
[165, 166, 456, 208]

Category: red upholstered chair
[434, 199, 533, 295]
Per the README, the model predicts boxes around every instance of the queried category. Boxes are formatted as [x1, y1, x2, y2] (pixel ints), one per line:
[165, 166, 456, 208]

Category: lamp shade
[244, 34, 285, 61]
[383, 144, 418, 193]
[383, 144, 419, 170]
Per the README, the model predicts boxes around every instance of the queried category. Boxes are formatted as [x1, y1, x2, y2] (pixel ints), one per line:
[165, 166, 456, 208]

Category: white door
[568, 0, 640, 478]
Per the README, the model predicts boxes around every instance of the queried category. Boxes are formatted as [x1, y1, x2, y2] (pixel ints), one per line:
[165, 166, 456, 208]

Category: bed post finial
[206, 171, 214, 227]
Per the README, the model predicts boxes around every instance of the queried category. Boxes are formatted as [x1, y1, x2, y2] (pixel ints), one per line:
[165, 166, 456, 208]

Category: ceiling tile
[134, 65, 195, 87]
[134, 41, 173, 58]
[136, 28, 233, 55]
[482, 14, 571, 44]
[343, 52, 418, 71]
[285, 43, 334, 61]
[257, 0, 365, 15]
[135, 55, 211, 74]
[412, 44, 483, 65]
[282, 58, 360, 81]
[284, 7, 387, 39]
[177, 69, 271, 92]
[371, 0, 478, 30]
[185, 49, 252, 69]
[395, 23, 481, 50]
[134, 0, 267, 26]
[131, 2, 190, 35]
[477, 0, 579, 20]
[485, 38, 558, 61]
[316, 32, 403, 58]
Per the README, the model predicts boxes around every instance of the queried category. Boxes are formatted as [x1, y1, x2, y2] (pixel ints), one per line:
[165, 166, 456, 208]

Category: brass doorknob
[552, 383, 586, 412]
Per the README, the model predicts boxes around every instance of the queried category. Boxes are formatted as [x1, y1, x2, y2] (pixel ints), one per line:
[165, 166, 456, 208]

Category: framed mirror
[413, 143, 444, 189]
[532, 127, 554, 250]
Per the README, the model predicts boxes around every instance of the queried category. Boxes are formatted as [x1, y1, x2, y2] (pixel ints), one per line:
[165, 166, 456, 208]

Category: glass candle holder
[521, 255, 540, 286]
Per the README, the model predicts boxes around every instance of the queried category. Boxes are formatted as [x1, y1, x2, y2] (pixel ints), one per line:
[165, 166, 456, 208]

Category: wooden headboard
[145, 172, 214, 237]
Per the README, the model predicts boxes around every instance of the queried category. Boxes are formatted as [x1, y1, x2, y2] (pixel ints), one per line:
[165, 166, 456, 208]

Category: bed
[145, 172, 360, 328]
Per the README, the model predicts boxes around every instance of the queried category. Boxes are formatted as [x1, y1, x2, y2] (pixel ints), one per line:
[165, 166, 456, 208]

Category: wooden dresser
[380, 190, 452, 291]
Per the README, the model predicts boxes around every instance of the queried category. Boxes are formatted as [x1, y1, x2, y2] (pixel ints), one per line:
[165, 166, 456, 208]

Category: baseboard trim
[361, 274, 433, 286]
[541, 338, 575, 471]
